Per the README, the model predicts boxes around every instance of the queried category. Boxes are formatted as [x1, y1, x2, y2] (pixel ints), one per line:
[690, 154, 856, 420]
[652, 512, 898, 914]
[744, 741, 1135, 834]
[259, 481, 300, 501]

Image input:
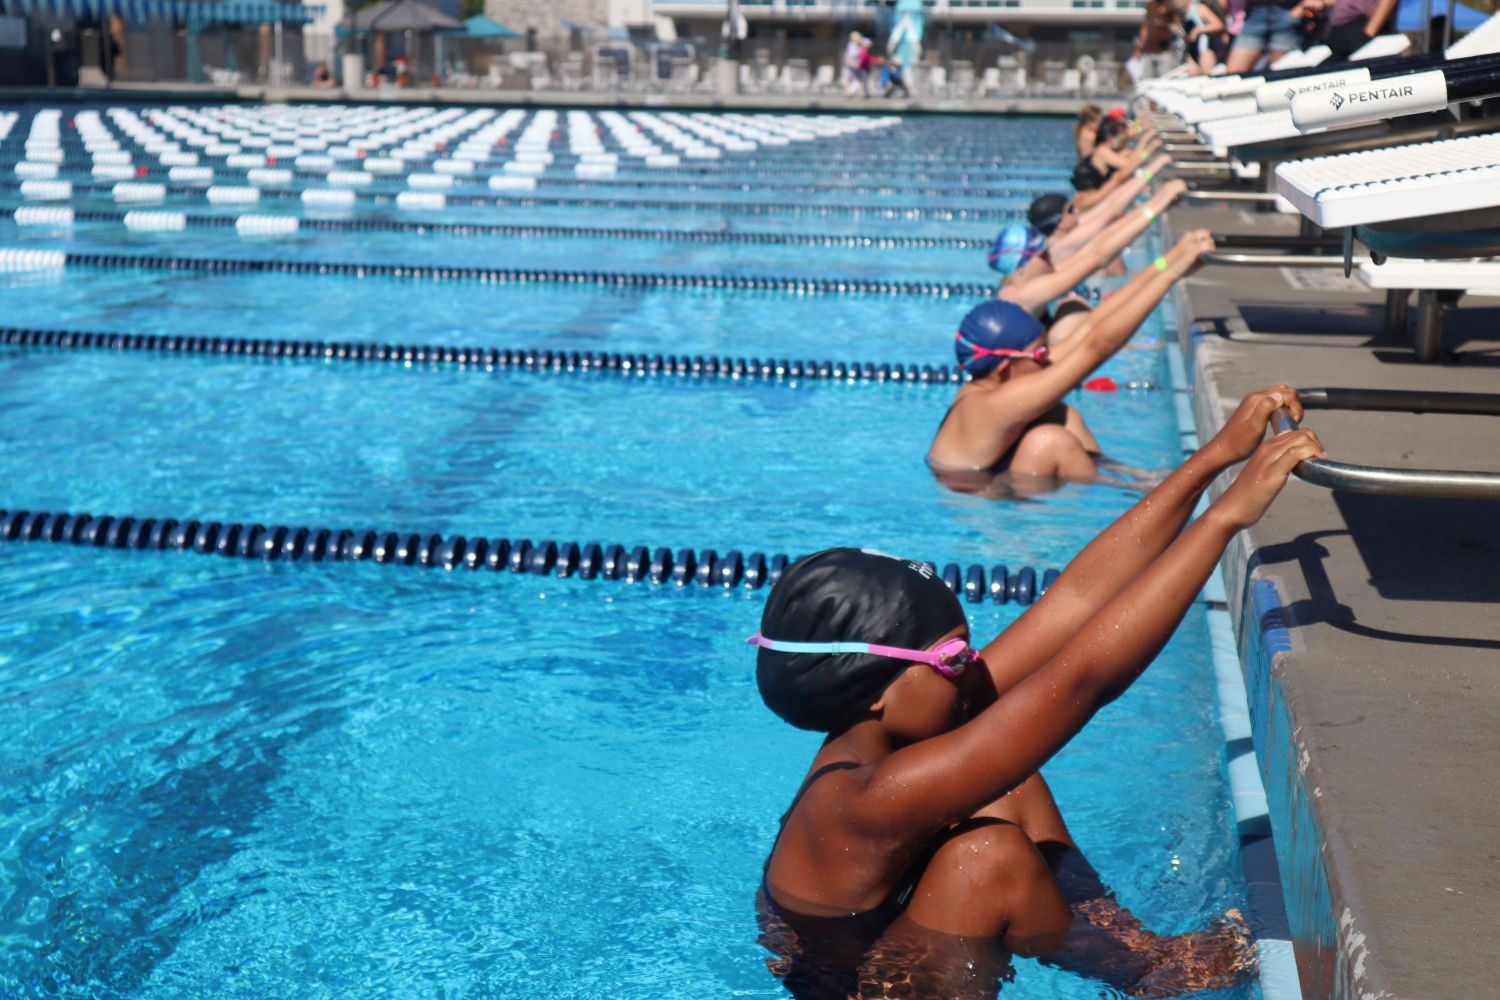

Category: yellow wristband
[1143, 207, 1157, 222]
[1154, 255, 1169, 272]
[1141, 169, 1154, 183]
[1139, 148, 1150, 161]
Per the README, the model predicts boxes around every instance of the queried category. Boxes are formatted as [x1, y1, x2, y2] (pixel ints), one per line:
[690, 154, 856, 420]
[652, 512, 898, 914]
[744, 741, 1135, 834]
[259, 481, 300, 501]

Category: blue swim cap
[986, 223, 1046, 275]
[955, 300, 1045, 377]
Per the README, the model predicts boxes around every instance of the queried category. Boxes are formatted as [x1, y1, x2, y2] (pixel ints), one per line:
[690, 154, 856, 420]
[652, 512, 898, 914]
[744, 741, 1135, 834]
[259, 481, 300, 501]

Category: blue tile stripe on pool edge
[1164, 283, 1303, 1000]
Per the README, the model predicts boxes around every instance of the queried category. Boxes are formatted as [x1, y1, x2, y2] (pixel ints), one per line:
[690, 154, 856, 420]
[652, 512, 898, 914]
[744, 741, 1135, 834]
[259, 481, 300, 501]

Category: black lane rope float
[1, 207, 986, 251]
[0, 178, 1012, 221]
[0, 326, 1164, 392]
[0, 506, 1061, 605]
[0, 326, 971, 384]
[38, 251, 996, 298]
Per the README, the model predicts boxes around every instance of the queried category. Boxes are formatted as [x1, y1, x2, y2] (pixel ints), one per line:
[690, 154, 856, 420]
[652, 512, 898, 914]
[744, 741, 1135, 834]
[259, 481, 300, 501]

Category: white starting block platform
[1359, 258, 1500, 294]
[1274, 131, 1500, 228]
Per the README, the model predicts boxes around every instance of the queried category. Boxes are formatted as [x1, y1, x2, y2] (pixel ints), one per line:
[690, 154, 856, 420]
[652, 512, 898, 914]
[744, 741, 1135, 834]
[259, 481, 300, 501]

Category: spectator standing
[1227, 0, 1322, 73]
[882, 56, 911, 98]
[1324, 0, 1399, 58]
[1184, 0, 1232, 72]
[843, 32, 865, 96]
[1132, 0, 1183, 79]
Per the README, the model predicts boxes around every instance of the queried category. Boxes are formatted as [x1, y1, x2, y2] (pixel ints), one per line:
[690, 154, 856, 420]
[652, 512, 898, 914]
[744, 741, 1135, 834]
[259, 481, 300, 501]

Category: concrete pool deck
[1162, 201, 1500, 1000]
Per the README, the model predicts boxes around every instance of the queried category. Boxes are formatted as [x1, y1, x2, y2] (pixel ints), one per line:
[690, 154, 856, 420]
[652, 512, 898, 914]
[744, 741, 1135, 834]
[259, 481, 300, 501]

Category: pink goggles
[745, 634, 976, 680]
[954, 334, 1051, 370]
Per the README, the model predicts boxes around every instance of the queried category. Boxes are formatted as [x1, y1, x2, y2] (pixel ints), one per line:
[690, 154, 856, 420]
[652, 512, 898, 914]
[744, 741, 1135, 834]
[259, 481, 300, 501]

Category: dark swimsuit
[927, 402, 1103, 495]
[1070, 158, 1113, 192]
[757, 762, 931, 1000]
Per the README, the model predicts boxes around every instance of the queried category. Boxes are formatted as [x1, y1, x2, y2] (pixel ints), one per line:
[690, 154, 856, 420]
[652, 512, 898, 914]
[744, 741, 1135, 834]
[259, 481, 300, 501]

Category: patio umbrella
[454, 14, 519, 39]
[1394, 0, 1488, 31]
[354, 0, 461, 33]
[888, 0, 924, 69]
[353, 0, 460, 82]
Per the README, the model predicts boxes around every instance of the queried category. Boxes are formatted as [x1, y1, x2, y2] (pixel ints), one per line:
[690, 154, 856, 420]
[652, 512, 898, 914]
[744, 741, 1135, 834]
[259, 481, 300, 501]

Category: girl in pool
[753, 386, 1324, 998]
[929, 230, 1218, 496]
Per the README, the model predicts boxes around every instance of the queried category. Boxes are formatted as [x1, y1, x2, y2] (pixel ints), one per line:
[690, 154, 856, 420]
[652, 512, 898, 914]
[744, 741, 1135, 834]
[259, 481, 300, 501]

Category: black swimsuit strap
[777, 761, 862, 829]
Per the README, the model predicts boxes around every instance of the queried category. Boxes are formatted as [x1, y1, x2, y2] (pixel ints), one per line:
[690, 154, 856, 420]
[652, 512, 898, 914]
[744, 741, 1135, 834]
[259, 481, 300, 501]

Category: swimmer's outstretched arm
[1046, 227, 1209, 367]
[969, 237, 1207, 446]
[1012, 182, 1186, 308]
[845, 424, 1326, 842]
[975, 385, 1301, 699]
[1052, 156, 1175, 259]
[1073, 159, 1137, 213]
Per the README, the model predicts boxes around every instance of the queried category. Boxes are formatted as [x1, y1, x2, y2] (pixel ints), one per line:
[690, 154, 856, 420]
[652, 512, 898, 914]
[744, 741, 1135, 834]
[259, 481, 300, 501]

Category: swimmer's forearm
[1075, 260, 1178, 362]
[1038, 446, 1219, 613]
[1052, 512, 1235, 711]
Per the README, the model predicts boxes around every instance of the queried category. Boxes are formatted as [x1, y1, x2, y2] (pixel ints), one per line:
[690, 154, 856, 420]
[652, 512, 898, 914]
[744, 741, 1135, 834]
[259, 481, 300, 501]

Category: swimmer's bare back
[929, 399, 1100, 487]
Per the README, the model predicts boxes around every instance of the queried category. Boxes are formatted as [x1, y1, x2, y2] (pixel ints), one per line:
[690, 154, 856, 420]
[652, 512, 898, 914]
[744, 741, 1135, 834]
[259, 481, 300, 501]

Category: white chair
[782, 58, 811, 93]
[978, 66, 1003, 96]
[811, 64, 836, 93]
[1094, 60, 1121, 94]
[997, 55, 1027, 91]
[950, 60, 975, 95]
[926, 65, 948, 97]
[559, 55, 586, 91]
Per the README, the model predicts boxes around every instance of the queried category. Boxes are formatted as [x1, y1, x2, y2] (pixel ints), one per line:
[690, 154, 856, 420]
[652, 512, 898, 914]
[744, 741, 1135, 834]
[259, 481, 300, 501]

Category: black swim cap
[755, 548, 967, 733]
[1027, 193, 1070, 236]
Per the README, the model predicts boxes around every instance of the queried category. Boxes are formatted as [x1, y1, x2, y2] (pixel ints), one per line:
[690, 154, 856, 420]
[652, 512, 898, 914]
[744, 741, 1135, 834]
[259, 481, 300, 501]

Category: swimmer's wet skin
[755, 386, 1327, 1000]
[998, 173, 1185, 312]
[928, 230, 1218, 494]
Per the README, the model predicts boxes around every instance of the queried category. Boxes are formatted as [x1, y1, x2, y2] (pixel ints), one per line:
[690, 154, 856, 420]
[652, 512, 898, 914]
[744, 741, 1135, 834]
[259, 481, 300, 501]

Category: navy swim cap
[1027, 194, 1070, 236]
[987, 223, 1047, 275]
[756, 548, 966, 733]
[955, 300, 1045, 377]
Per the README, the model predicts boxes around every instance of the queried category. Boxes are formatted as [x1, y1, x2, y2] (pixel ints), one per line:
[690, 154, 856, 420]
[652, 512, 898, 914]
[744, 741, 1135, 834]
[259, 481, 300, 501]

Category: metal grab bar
[1184, 190, 1279, 203]
[1301, 387, 1500, 416]
[1211, 233, 1342, 251]
[1272, 409, 1500, 500]
[1204, 252, 1370, 267]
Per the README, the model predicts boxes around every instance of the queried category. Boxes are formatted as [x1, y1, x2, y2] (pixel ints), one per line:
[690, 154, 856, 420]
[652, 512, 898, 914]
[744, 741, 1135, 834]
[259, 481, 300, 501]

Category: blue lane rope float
[16, 249, 996, 298]
[0, 506, 1061, 605]
[0, 177, 1008, 221]
[0, 206, 985, 251]
[0, 327, 1164, 392]
[0, 160, 1063, 203]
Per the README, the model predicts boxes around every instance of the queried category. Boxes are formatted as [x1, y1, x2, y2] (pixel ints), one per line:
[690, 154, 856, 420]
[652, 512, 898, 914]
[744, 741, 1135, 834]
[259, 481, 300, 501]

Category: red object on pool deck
[1084, 376, 1119, 392]
[135, 166, 148, 177]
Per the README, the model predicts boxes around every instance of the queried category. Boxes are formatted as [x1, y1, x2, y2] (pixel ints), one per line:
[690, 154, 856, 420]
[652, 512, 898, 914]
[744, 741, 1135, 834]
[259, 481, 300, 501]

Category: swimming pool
[0, 104, 1257, 998]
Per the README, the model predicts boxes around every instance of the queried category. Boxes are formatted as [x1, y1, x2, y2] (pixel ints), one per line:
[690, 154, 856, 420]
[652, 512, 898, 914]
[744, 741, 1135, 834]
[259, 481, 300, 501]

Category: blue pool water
[0, 106, 1256, 999]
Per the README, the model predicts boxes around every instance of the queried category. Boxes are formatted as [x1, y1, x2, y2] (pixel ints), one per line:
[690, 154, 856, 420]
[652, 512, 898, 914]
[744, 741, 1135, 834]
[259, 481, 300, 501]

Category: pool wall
[1171, 279, 1363, 1000]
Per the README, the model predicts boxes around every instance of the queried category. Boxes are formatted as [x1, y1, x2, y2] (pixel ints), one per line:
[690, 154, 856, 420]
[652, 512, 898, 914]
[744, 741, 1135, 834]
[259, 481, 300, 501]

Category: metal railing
[1272, 389, 1500, 500]
[1203, 252, 1366, 268]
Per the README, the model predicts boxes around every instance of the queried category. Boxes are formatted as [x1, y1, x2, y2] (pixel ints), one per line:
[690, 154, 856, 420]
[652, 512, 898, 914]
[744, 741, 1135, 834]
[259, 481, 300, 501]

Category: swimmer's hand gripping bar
[1272, 406, 1500, 500]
